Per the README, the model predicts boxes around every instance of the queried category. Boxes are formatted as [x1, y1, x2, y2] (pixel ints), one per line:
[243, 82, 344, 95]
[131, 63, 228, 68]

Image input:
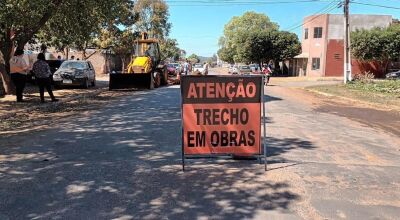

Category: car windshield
[194, 64, 203, 68]
[172, 63, 179, 67]
[167, 64, 175, 68]
[60, 61, 87, 69]
[240, 66, 250, 70]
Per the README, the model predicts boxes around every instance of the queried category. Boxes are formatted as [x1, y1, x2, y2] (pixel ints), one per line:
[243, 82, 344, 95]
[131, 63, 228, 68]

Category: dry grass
[308, 80, 400, 110]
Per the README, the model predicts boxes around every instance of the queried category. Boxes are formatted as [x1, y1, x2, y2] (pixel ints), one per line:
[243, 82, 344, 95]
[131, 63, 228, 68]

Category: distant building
[293, 14, 393, 77]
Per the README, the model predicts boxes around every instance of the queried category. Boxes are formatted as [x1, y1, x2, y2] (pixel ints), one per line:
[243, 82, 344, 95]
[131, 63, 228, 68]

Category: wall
[51, 51, 109, 75]
[302, 14, 329, 77]
[328, 14, 393, 40]
[325, 39, 344, 76]
[352, 60, 387, 78]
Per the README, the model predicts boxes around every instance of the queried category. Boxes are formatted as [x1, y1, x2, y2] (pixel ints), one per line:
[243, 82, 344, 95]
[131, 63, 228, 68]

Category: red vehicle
[166, 64, 176, 76]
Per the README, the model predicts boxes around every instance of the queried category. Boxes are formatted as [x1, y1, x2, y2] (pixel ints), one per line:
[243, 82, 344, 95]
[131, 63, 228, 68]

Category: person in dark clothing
[10, 49, 29, 102]
[32, 53, 58, 103]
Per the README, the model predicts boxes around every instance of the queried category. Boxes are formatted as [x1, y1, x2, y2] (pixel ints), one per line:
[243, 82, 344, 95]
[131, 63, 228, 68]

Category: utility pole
[344, 0, 351, 83]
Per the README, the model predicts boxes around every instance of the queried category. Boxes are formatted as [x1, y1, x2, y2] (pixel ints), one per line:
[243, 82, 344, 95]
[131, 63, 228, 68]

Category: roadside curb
[0, 88, 107, 120]
[305, 88, 400, 112]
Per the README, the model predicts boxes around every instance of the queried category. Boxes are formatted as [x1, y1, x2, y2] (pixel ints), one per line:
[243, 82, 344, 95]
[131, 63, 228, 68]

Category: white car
[193, 63, 204, 73]
[238, 65, 252, 75]
[228, 66, 239, 74]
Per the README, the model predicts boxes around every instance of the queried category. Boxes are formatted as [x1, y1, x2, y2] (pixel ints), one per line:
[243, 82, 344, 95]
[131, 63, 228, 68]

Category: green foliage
[346, 80, 400, 94]
[238, 31, 274, 64]
[217, 46, 235, 64]
[352, 24, 400, 62]
[272, 31, 301, 61]
[0, 0, 134, 93]
[218, 11, 300, 64]
[37, 0, 134, 51]
[160, 38, 181, 61]
[95, 28, 138, 56]
[188, 54, 200, 63]
[133, 0, 171, 39]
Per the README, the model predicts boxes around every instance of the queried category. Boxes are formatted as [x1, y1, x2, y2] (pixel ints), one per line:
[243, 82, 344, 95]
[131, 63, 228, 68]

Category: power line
[351, 1, 400, 10]
[284, 0, 341, 31]
[166, 0, 335, 6]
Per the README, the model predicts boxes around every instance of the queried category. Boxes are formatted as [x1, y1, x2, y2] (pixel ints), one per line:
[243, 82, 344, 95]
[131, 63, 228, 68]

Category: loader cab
[133, 34, 161, 66]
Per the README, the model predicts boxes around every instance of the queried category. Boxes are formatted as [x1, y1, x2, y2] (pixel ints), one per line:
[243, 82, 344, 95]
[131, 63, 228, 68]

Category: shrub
[353, 71, 375, 83]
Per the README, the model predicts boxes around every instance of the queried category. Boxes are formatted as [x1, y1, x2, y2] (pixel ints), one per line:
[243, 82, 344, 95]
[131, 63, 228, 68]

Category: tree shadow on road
[0, 86, 316, 219]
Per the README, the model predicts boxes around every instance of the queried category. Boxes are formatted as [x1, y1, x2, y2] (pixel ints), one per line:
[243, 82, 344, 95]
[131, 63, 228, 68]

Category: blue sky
[167, 0, 400, 57]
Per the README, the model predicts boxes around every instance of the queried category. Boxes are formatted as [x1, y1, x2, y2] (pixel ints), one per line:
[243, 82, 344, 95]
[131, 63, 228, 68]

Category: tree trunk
[65, 47, 69, 60]
[0, 33, 16, 95]
[0, 51, 15, 94]
[121, 57, 126, 71]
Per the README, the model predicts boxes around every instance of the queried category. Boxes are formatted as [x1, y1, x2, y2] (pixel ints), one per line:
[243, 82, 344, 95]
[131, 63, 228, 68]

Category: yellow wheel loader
[109, 33, 168, 90]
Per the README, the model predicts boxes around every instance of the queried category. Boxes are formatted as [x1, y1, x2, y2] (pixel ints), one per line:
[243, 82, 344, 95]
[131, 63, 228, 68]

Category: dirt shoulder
[0, 75, 110, 119]
[307, 81, 400, 112]
[0, 75, 137, 135]
[268, 81, 400, 137]
[0, 89, 138, 136]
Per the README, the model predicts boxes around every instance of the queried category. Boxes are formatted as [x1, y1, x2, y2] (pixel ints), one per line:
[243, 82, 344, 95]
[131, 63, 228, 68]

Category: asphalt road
[0, 71, 399, 219]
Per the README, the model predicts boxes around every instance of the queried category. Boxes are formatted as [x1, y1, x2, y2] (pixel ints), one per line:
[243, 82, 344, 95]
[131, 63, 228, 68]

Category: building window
[304, 28, 308, 39]
[314, 27, 323, 38]
[312, 58, 320, 70]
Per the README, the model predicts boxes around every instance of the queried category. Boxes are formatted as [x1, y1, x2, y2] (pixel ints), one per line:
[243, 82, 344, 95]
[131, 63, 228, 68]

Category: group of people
[182, 60, 209, 76]
[9, 50, 58, 103]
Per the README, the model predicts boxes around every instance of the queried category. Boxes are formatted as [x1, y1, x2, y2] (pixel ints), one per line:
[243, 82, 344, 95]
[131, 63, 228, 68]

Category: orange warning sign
[181, 76, 262, 155]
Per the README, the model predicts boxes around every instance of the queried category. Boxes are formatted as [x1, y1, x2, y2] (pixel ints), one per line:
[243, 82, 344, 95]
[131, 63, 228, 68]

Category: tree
[133, 0, 171, 39]
[95, 28, 139, 71]
[272, 31, 301, 61]
[218, 12, 300, 67]
[38, 0, 134, 58]
[351, 24, 400, 73]
[160, 38, 181, 61]
[0, 0, 133, 94]
[218, 11, 278, 64]
[188, 54, 200, 63]
[238, 31, 274, 67]
[217, 46, 235, 64]
[219, 11, 278, 63]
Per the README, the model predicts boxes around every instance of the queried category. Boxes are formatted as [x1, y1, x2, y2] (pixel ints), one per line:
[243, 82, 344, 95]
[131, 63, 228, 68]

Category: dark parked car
[52, 60, 96, 88]
[386, 70, 400, 80]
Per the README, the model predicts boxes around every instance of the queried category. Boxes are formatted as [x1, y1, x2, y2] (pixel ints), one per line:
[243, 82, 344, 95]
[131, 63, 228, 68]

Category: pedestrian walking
[262, 66, 271, 85]
[183, 59, 189, 75]
[10, 49, 29, 102]
[32, 53, 58, 103]
[203, 62, 209, 75]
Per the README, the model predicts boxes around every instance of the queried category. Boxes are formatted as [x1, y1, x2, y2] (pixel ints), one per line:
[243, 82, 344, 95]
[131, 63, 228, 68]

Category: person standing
[10, 49, 29, 102]
[183, 59, 189, 75]
[32, 53, 58, 103]
[203, 62, 209, 75]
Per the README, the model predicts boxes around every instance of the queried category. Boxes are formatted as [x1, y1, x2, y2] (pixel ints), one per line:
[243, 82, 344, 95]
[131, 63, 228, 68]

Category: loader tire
[154, 72, 161, 88]
[149, 72, 154, 90]
[162, 71, 168, 85]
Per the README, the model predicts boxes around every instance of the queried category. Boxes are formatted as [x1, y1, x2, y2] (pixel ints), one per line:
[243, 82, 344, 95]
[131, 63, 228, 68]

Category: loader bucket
[109, 72, 153, 90]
